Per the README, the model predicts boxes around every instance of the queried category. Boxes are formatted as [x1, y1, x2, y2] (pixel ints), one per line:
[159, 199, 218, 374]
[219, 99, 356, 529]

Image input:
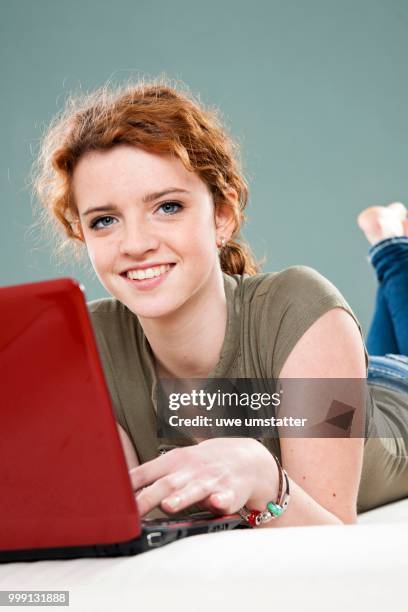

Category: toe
[387, 202, 407, 220]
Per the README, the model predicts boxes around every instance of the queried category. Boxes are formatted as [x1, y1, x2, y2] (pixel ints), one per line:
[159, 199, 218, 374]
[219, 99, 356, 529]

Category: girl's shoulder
[87, 296, 139, 326]
[87, 296, 128, 316]
[86, 296, 142, 352]
[232, 266, 362, 378]
[238, 265, 347, 304]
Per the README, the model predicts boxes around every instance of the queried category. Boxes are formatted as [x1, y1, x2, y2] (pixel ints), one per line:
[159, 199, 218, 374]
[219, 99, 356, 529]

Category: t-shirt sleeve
[86, 305, 131, 436]
[263, 265, 369, 379]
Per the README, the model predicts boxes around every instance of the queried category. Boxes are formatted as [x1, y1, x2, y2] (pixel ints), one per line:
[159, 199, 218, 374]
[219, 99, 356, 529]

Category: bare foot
[357, 202, 408, 245]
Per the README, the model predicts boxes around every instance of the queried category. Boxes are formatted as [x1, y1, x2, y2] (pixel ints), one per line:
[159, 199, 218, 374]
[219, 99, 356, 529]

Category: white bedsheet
[1, 499, 407, 612]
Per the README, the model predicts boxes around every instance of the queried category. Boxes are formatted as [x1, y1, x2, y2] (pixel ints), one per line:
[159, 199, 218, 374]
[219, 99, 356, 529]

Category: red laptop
[0, 278, 241, 562]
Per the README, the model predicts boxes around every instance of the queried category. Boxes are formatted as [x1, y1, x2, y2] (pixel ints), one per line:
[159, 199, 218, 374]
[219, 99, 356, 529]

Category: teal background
[2, 0, 408, 333]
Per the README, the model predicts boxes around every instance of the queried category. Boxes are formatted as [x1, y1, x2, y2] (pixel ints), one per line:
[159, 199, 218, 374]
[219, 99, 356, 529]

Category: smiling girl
[33, 79, 408, 526]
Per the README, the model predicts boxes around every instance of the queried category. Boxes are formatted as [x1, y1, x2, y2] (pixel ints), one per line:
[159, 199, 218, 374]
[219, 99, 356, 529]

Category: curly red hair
[33, 77, 261, 275]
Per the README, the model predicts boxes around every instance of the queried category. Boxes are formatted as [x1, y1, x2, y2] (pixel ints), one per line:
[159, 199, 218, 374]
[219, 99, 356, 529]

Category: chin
[125, 297, 186, 320]
[119, 282, 189, 319]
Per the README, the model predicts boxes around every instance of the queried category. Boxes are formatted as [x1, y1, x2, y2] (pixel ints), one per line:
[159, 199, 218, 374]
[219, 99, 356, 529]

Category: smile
[126, 264, 172, 281]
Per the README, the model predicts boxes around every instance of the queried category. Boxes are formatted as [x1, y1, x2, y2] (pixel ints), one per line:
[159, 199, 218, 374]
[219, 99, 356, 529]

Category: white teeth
[126, 264, 172, 281]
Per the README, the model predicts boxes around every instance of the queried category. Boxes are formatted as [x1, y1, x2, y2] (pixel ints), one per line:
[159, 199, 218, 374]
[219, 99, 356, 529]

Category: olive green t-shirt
[88, 266, 408, 513]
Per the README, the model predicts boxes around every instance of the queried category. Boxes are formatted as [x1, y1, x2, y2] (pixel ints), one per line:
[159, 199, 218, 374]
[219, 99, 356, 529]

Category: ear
[214, 188, 238, 240]
[72, 219, 85, 242]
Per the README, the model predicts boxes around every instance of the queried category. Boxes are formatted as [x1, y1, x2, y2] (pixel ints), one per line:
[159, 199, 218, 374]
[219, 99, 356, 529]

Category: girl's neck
[138, 270, 227, 380]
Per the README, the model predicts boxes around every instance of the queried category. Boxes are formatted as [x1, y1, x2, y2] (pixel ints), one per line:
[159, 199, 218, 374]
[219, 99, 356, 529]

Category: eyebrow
[81, 188, 191, 217]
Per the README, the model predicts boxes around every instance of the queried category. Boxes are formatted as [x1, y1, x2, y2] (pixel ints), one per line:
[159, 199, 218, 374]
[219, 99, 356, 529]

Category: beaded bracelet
[238, 458, 291, 527]
[274, 454, 284, 507]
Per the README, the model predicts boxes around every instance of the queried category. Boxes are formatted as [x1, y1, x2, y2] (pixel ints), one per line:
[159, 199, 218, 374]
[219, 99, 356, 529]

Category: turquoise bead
[267, 502, 283, 517]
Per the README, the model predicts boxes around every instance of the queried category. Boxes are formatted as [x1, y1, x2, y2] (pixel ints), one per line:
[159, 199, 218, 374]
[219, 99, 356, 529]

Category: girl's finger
[129, 447, 187, 491]
[207, 490, 236, 513]
[161, 478, 220, 514]
[135, 470, 191, 516]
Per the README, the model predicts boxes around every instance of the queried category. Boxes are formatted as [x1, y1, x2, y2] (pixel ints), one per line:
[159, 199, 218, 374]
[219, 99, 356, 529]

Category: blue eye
[90, 216, 117, 230]
[159, 201, 182, 215]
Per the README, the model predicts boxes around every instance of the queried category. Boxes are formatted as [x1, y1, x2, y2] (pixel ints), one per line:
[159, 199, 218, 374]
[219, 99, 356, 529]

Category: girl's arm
[270, 306, 367, 526]
[129, 307, 366, 526]
[117, 423, 140, 470]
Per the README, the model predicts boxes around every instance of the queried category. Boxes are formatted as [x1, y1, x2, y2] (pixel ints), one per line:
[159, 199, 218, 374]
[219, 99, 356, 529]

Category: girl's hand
[129, 438, 279, 517]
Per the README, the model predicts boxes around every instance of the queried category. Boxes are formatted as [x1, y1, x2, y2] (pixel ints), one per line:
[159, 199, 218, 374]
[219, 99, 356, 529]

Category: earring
[218, 236, 226, 249]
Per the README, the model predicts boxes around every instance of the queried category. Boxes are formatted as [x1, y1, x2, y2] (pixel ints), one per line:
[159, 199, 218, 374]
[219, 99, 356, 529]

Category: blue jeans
[366, 237, 408, 393]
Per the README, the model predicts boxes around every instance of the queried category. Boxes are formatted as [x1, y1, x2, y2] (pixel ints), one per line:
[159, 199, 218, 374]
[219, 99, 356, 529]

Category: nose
[119, 218, 160, 257]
